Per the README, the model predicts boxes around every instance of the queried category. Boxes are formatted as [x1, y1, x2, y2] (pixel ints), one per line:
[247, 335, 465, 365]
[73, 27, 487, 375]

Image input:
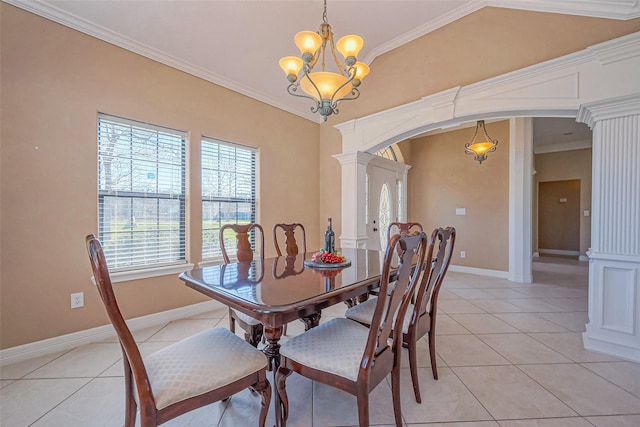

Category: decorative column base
[583, 253, 640, 362]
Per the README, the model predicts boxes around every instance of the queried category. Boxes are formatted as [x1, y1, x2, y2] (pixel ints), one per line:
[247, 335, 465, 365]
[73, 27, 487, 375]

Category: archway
[334, 32, 640, 362]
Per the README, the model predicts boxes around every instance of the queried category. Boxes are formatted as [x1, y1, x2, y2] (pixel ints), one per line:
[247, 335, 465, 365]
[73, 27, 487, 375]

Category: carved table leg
[263, 325, 284, 427]
[262, 326, 283, 372]
[300, 311, 321, 331]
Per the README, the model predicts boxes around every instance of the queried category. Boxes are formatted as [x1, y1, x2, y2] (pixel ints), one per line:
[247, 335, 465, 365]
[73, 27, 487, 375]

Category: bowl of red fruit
[304, 251, 351, 269]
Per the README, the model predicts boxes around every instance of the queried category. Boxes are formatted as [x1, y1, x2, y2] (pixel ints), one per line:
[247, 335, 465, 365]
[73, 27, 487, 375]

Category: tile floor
[2, 258, 640, 426]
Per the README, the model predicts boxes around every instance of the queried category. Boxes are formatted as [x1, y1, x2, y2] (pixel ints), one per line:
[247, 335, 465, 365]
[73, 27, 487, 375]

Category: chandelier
[279, 0, 370, 121]
[465, 120, 498, 164]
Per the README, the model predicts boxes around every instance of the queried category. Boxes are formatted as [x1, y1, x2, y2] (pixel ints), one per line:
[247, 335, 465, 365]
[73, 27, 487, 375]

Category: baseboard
[0, 300, 222, 367]
[448, 264, 509, 279]
[538, 248, 580, 256]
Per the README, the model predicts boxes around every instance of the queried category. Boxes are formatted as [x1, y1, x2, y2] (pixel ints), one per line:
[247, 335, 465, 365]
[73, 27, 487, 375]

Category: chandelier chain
[322, 0, 328, 23]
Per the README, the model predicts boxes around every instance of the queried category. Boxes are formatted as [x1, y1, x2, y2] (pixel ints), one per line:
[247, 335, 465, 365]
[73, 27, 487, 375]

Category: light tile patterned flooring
[2, 258, 640, 426]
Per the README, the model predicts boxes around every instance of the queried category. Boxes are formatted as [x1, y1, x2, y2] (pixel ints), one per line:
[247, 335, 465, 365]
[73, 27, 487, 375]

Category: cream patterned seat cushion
[141, 328, 267, 410]
[232, 309, 262, 326]
[345, 297, 428, 334]
[279, 318, 371, 381]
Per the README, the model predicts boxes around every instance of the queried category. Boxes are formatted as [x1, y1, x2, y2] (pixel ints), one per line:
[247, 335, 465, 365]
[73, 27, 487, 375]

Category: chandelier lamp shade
[279, 0, 370, 121]
[465, 120, 498, 164]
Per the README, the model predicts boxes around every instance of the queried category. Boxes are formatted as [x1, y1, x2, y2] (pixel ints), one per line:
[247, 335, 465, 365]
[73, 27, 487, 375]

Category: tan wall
[534, 149, 593, 257]
[2, 4, 638, 349]
[403, 121, 510, 271]
[317, 7, 639, 247]
[0, 5, 320, 349]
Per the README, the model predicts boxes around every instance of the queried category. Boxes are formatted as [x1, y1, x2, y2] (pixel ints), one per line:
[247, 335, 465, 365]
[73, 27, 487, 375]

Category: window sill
[198, 258, 225, 268]
[106, 263, 195, 283]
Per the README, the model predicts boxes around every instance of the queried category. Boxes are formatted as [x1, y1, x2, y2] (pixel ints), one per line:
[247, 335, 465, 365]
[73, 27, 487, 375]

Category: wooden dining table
[179, 247, 388, 426]
[179, 247, 385, 370]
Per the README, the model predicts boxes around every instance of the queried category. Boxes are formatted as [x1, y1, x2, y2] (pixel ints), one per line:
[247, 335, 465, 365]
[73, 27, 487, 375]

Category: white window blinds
[201, 138, 257, 259]
[97, 114, 186, 271]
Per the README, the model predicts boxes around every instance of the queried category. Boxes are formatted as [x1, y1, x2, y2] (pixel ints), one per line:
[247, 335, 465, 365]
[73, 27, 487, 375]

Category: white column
[509, 118, 534, 283]
[577, 93, 640, 362]
[333, 151, 373, 248]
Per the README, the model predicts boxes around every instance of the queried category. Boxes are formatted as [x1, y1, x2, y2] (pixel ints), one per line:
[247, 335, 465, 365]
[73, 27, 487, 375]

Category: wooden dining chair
[272, 223, 306, 257]
[220, 223, 266, 347]
[86, 234, 271, 427]
[272, 223, 306, 335]
[276, 231, 428, 427]
[345, 226, 456, 403]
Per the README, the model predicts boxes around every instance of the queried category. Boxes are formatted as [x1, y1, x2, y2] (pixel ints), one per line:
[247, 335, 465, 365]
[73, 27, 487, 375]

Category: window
[201, 138, 257, 259]
[375, 145, 397, 161]
[379, 182, 392, 250]
[97, 114, 186, 271]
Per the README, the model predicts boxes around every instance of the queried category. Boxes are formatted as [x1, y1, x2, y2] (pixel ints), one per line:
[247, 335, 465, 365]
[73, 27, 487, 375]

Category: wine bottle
[324, 217, 335, 253]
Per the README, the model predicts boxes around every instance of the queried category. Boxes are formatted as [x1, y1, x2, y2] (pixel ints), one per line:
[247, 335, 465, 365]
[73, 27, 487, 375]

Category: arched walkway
[335, 32, 640, 362]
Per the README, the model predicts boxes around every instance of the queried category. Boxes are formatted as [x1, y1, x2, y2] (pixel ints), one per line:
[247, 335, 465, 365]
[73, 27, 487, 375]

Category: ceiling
[6, 0, 614, 153]
[8, 0, 639, 124]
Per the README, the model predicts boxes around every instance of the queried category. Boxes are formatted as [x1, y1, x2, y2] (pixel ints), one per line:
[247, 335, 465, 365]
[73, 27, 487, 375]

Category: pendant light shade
[465, 120, 498, 164]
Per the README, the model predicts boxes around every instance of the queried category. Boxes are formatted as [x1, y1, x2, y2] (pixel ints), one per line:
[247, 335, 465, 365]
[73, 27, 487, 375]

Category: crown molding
[488, 0, 640, 20]
[363, 0, 640, 64]
[4, 0, 638, 124]
[2, 0, 322, 123]
[362, 1, 485, 64]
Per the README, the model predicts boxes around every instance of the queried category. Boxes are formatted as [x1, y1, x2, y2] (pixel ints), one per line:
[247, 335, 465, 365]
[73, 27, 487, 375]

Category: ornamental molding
[336, 31, 640, 153]
[577, 93, 640, 127]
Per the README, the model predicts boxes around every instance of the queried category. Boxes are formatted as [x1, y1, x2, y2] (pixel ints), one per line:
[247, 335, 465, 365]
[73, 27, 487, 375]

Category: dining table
[179, 247, 386, 426]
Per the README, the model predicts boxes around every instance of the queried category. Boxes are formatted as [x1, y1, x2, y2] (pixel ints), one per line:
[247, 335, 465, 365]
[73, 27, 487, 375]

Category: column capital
[332, 151, 375, 166]
[577, 92, 640, 128]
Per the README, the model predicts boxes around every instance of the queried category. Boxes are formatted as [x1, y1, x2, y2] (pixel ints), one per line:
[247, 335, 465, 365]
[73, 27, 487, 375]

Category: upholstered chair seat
[142, 328, 268, 410]
[279, 318, 370, 381]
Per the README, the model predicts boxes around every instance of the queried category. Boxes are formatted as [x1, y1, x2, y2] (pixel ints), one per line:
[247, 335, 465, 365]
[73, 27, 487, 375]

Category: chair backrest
[85, 234, 155, 411]
[414, 227, 456, 319]
[387, 222, 424, 262]
[361, 231, 428, 378]
[220, 223, 265, 264]
[272, 223, 306, 257]
[387, 221, 423, 238]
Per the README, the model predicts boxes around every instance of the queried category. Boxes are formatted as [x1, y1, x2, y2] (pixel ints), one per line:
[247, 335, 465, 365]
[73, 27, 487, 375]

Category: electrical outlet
[71, 292, 84, 309]
[460, 251, 466, 259]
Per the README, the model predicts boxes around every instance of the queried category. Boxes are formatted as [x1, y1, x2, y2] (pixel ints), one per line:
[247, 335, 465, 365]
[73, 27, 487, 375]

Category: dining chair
[86, 234, 271, 427]
[220, 223, 266, 347]
[272, 223, 306, 257]
[276, 231, 428, 427]
[272, 223, 306, 335]
[345, 226, 456, 403]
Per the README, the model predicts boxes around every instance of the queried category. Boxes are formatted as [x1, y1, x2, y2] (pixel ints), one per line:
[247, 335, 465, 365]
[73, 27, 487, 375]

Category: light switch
[456, 208, 466, 216]
[584, 210, 590, 217]
[559, 198, 568, 203]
